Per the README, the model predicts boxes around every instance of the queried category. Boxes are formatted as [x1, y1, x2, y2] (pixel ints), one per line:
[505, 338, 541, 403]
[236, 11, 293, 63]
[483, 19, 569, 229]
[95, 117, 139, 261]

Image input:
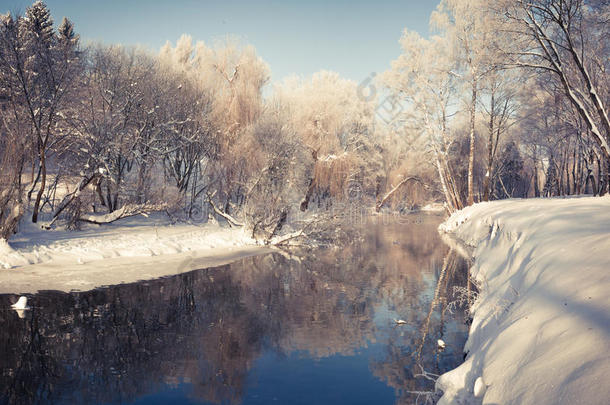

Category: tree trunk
[572, 149, 577, 195]
[533, 157, 540, 197]
[607, 156, 610, 197]
[596, 156, 602, 196]
[483, 91, 494, 202]
[27, 162, 42, 201]
[600, 157, 608, 197]
[31, 148, 46, 223]
[559, 151, 566, 195]
[300, 150, 318, 212]
[96, 180, 106, 207]
[467, 77, 477, 206]
[136, 161, 148, 204]
[435, 155, 455, 214]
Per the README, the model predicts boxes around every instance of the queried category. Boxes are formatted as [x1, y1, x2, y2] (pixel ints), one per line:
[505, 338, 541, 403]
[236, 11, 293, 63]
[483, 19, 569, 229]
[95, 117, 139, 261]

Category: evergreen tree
[22, 1, 54, 43]
[543, 155, 560, 197]
[57, 17, 76, 41]
[495, 141, 526, 199]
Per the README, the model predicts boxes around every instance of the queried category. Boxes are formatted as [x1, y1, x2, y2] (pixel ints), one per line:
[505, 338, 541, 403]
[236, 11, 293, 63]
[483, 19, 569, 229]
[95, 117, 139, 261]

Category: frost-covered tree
[185, 38, 270, 214]
[275, 71, 380, 210]
[432, 0, 500, 205]
[241, 109, 308, 240]
[0, 2, 81, 223]
[64, 46, 152, 213]
[500, 0, 610, 193]
[480, 69, 524, 201]
[0, 97, 26, 239]
[382, 30, 464, 213]
[543, 155, 560, 197]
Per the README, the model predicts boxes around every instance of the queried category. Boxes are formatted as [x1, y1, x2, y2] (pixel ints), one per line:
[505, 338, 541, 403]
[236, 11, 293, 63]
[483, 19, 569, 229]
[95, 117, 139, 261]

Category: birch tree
[432, 0, 498, 205]
[382, 30, 464, 213]
[480, 69, 523, 201]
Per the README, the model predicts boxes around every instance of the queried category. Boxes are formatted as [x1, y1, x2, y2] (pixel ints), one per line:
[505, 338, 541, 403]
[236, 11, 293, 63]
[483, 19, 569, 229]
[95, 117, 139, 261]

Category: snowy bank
[0, 215, 268, 293]
[436, 196, 610, 405]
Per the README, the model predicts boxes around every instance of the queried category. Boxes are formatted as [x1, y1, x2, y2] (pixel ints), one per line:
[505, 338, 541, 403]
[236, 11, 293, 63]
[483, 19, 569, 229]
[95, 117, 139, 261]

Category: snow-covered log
[78, 203, 167, 225]
[47, 173, 102, 227]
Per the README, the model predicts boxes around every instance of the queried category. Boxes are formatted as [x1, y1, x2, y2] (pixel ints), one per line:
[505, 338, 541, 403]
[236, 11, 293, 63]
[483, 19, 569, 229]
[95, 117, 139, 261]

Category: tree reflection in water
[0, 214, 470, 405]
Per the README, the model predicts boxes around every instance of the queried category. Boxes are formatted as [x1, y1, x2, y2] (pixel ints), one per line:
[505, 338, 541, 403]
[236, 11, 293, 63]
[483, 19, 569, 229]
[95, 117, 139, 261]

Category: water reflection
[0, 214, 470, 405]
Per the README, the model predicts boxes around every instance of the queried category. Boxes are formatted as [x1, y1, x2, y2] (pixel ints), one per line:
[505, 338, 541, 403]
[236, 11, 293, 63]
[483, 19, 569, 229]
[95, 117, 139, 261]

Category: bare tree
[502, 0, 610, 193]
[480, 69, 522, 201]
[0, 94, 26, 239]
[0, 3, 81, 222]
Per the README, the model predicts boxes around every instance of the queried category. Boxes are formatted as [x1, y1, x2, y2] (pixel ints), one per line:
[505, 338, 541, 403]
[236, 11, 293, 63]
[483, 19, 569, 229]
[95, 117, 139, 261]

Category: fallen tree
[206, 194, 245, 227]
[77, 203, 168, 225]
[376, 176, 429, 212]
[47, 173, 102, 227]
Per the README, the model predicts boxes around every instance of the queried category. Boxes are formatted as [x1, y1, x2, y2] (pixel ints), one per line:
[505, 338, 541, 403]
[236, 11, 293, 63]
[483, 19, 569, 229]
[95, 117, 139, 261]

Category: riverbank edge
[0, 216, 277, 294]
[0, 245, 273, 295]
[434, 197, 610, 405]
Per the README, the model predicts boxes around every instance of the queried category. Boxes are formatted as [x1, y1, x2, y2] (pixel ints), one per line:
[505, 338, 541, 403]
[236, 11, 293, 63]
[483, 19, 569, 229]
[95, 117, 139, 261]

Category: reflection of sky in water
[0, 214, 470, 405]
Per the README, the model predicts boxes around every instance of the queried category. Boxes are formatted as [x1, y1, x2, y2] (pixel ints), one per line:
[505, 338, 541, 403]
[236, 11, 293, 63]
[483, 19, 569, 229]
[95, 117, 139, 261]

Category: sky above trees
[0, 0, 438, 84]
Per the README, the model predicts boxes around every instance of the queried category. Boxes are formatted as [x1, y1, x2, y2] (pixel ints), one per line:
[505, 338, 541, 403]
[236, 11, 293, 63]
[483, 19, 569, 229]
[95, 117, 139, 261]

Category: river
[0, 213, 470, 405]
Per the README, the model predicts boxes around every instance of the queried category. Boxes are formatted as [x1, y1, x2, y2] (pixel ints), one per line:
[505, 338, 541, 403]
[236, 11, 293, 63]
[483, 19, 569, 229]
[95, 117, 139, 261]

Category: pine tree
[543, 155, 560, 197]
[22, 1, 54, 43]
[57, 17, 76, 42]
[495, 141, 526, 198]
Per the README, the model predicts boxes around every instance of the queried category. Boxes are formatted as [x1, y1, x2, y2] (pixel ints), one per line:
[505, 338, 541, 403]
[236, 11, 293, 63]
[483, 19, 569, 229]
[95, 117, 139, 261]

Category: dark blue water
[0, 214, 470, 405]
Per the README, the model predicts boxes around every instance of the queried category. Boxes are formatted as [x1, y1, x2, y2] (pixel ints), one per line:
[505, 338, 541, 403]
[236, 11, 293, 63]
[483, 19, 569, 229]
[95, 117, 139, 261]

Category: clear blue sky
[1, 0, 439, 84]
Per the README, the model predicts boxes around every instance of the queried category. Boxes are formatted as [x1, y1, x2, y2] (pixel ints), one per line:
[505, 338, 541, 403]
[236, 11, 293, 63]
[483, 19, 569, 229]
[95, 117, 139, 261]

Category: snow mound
[0, 238, 32, 268]
[436, 196, 610, 405]
[0, 218, 256, 270]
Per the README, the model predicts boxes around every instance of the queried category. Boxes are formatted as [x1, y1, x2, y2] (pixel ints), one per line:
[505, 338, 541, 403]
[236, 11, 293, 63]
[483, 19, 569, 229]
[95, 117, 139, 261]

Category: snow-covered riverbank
[436, 196, 610, 404]
[0, 215, 268, 293]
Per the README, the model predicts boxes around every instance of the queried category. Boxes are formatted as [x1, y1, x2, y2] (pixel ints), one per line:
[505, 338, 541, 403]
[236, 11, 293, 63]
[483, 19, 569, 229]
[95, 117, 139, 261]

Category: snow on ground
[0, 214, 268, 294]
[420, 202, 446, 212]
[436, 196, 610, 405]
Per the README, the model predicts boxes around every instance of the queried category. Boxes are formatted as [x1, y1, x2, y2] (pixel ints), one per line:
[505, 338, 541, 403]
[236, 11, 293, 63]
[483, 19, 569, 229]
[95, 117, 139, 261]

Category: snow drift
[0, 215, 267, 293]
[436, 196, 610, 404]
[0, 216, 256, 270]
